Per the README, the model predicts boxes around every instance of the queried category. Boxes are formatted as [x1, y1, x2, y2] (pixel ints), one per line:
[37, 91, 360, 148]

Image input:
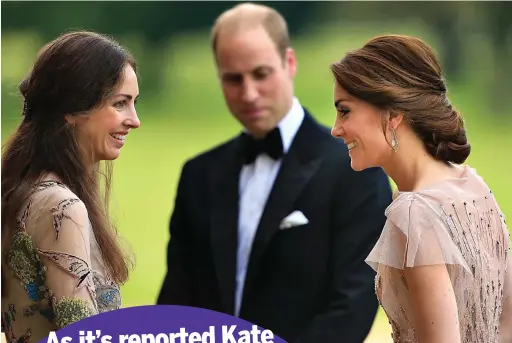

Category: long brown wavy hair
[1, 31, 135, 284]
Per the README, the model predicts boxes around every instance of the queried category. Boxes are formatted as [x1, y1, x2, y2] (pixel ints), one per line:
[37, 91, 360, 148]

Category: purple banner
[37, 305, 287, 343]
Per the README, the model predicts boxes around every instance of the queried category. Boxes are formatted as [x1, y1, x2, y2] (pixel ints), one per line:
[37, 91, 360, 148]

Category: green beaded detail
[6, 230, 49, 302]
[54, 297, 94, 328]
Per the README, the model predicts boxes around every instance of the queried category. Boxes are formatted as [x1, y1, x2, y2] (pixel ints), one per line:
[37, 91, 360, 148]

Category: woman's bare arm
[403, 264, 461, 343]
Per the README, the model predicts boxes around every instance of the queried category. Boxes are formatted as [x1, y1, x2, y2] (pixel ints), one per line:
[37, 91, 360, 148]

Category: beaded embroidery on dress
[366, 165, 510, 342]
[1, 180, 121, 343]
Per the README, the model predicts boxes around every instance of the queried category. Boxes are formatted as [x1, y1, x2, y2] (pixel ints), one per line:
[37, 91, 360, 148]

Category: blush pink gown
[366, 165, 510, 342]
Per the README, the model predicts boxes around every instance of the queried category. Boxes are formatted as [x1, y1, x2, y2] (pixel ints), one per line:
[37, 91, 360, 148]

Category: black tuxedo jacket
[157, 110, 393, 343]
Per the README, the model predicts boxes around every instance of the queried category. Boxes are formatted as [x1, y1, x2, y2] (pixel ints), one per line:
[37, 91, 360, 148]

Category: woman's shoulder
[388, 165, 496, 214]
[385, 164, 508, 246]
[28, 178, 85, 210]
[21, 177, 89, 231]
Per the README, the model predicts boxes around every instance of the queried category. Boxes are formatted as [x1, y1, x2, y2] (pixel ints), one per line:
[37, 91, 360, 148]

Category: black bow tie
[240, 127, 284, 164]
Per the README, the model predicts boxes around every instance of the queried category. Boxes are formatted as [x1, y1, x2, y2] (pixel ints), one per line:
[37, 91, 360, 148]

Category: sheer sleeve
[28, 189, 98, 328]
[366, 193, 472, 275]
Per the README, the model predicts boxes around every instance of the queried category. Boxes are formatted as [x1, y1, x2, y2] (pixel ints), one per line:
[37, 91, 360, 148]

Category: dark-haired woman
[1, 31, 140, 342]
[329, 34, 511, 342]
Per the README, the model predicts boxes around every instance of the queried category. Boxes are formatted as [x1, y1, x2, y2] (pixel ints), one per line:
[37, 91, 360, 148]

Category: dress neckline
[392, 164, 471, 199]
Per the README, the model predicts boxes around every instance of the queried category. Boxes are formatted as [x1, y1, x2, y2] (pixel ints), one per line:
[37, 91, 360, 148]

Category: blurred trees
[2, 2, 316, 45]
[2, 1, 511, 114]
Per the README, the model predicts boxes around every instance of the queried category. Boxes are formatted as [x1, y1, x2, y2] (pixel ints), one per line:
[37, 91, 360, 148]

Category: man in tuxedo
[157, 3, 393, 343]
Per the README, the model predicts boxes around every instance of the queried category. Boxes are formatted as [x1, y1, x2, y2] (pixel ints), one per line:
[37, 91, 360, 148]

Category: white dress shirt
[234, 97, 305, 316]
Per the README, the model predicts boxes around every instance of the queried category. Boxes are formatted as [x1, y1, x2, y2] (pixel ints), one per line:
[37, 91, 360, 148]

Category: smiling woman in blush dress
[329, 34, 512, 343]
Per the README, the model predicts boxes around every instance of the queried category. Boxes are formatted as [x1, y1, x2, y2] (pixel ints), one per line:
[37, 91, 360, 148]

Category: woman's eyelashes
[337, 107, 351, 117]
[113, 100, 126, 110]
[113, 97, 138, 111]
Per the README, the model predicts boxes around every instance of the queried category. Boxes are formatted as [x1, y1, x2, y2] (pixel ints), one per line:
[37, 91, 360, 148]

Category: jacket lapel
[241, 112, 327, 302]
[208, 137, 244, 315]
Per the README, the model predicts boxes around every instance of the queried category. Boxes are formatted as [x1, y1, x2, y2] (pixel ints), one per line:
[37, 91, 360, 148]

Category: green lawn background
[2, 22, 511, 342]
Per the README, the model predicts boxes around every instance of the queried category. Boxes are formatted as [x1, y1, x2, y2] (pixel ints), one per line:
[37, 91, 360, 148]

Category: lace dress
[1, 180, 122, 343]
[366, 165, 510, 342]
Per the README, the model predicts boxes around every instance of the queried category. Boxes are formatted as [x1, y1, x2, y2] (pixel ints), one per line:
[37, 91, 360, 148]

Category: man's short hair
[211, 3, 291, 60]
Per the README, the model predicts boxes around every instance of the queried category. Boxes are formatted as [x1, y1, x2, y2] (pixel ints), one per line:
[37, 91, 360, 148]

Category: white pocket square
[279, 210, 309, 229]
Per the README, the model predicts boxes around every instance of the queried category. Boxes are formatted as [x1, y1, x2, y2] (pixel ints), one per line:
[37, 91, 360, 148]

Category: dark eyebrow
[117, 93, 132, 100]
[334, 98, 351, 107]
[116, 93, 139, 101]
[253, 65, 272, 72]
[222, 65, 272, 77]
[222, 72, 241, 78]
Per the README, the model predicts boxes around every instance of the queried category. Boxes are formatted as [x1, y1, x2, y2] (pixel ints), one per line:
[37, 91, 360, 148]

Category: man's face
[215, 25, 297, 138]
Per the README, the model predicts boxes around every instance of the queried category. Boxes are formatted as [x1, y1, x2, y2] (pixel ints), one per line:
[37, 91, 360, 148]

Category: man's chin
[245, 121, 278, 137]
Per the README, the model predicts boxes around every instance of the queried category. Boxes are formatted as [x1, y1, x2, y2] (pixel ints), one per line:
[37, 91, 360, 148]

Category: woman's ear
[65, 114, 77, 125]
[389, 112, 404, 130]
[65, 114, 87, 125]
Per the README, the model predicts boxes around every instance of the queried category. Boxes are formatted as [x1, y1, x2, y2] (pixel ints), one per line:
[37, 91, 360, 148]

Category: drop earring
[391, 127, 399, 152]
